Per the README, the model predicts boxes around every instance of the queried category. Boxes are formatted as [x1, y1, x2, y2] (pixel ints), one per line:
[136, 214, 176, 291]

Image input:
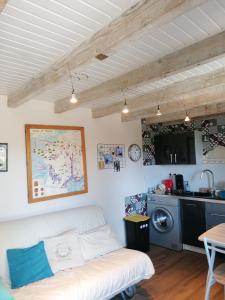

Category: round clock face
[128, 144, 141, 162]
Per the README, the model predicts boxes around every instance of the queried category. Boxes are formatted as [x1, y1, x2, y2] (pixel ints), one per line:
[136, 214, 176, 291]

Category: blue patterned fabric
[0, 279, 13, 300]
[125, 193, 147, 216]
[7, 241, 53, 289]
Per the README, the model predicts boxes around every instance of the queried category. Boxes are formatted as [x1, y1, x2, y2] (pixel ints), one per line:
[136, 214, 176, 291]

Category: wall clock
[128, 144, 141, 162]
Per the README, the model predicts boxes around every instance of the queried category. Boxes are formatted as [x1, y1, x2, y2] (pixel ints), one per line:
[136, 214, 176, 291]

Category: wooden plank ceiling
[2, 0, 225, 123]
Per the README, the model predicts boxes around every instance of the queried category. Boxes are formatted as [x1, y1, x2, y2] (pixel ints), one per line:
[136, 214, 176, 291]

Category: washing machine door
[151, 207, 174, 233]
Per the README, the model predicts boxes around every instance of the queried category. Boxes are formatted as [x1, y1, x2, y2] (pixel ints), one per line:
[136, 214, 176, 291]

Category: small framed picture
[0, 143, 8, 172]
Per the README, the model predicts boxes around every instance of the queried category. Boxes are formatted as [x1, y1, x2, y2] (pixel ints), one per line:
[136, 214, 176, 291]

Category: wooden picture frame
[0, 143, 8, 172]
[25, 124, 88, 203]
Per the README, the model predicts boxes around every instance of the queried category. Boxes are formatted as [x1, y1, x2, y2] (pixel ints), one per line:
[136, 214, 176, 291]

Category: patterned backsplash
[125, 193, 147, 216]
[142, 115, 225, 166]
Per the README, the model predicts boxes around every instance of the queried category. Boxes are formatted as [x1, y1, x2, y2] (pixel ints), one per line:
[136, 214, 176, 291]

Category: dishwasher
[181, 200, 206, 248]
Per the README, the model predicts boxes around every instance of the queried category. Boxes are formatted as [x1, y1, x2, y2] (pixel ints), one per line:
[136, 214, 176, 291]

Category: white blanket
[11, 248, 155, 300]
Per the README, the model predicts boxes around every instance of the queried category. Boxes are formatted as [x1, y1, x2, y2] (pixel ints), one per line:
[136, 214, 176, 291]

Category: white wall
[0, 96, 145, 244]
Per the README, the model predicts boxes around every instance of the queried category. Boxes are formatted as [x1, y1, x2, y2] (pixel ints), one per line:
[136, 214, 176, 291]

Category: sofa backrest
[0, 205, 105, 285]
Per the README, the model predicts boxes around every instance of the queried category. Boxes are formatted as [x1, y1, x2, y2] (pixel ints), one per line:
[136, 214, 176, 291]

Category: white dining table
[199, 224, 225, 245]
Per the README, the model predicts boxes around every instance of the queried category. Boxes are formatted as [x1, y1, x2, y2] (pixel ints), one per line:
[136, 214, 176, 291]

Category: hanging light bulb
[184, 112, 190, 122]
[156, 105, 162, 116]
[122, 90, 129, 114]
[122, 100, 129, 114]
[70, 89, 78, 104]
[68, 64, 78, 104]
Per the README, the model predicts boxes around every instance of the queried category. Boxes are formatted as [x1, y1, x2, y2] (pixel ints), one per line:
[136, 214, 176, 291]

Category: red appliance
[163, 179, 173, 193]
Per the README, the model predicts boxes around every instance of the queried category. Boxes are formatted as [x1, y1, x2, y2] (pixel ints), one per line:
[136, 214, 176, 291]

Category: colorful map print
[30, 128, 84, 199]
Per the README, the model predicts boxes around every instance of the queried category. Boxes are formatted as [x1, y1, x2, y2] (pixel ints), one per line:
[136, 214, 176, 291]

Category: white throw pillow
[79, 224, 122, 260]
[43, 231, 85, 273]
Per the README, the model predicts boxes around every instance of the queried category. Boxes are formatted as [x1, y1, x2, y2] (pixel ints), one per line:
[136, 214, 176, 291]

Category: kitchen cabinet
[154, 132, 196, 165]
[205, 203, 225, 229]
[181, 200, 206, 248]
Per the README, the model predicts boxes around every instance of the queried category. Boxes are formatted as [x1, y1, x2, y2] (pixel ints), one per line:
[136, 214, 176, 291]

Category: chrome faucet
[200, 169, 215, 195]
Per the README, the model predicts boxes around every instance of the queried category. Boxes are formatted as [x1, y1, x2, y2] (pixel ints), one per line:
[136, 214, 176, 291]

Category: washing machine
[148, 194, 182, 251]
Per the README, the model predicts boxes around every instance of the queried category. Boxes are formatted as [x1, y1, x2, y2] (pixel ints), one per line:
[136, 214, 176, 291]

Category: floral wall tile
[125, 193, 147, 216]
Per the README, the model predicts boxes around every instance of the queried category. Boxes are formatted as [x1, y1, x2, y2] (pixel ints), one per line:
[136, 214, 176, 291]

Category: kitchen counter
[149, 193, 225, 205]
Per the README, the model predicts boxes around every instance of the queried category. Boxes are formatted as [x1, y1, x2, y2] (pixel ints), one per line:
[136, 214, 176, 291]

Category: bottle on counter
[172, 174, 176, 191]
[184, 181, 190, 192]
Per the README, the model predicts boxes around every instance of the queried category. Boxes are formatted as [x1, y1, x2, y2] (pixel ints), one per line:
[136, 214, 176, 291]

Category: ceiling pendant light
[156, 105, 162, 116]
[122, 90, 129, 114]
[68, 64, 78, 104]
[70, 89, 78, 104]
[184, 112, 190, 122]
[122, 100, 129, 114]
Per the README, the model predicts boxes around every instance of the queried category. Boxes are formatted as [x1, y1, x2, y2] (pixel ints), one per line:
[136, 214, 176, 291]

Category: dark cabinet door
[154, 132, 196, 165]
[187, 132, 196, 164]
[181, 200, 206, 248]
[173, 133, 188, 164]
[154, 134, 174, 164]
[174, 132, 196, 164]
[205, 203, 225, 229]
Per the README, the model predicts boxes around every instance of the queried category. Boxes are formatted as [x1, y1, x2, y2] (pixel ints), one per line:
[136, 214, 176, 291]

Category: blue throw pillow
[0, 279, 13, 300]
[7, 241, 53, 289]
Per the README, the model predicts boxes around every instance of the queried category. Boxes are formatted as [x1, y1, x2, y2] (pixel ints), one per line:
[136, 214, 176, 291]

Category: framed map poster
[25, 125, 88, 203]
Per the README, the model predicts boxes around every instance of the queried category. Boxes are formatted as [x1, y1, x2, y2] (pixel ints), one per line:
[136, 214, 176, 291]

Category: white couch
[0, 205, 155, 300]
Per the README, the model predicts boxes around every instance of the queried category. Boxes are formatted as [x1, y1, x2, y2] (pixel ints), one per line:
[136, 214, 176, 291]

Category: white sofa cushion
[10, 248, 155, 300]
[43, 231, 85, 273]
[79, 224, 123, 260]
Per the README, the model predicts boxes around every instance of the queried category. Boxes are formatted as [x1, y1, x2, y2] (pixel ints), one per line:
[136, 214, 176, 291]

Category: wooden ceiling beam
[56, 28, 225, 113]
[146, 102, 225, 124]
[92, 69, 225, 118]
[0, 0, 8, 13]
[8, 0, 205, 108]
[121, 84, 225, 122]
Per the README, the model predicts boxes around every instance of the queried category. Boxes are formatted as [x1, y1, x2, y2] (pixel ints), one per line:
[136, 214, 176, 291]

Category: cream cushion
[43, 231, 85, 273]
[79, 224, 122, 260]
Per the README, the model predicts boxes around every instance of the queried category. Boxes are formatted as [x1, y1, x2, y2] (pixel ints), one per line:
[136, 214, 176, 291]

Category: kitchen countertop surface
[149, 193, 225, 205]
